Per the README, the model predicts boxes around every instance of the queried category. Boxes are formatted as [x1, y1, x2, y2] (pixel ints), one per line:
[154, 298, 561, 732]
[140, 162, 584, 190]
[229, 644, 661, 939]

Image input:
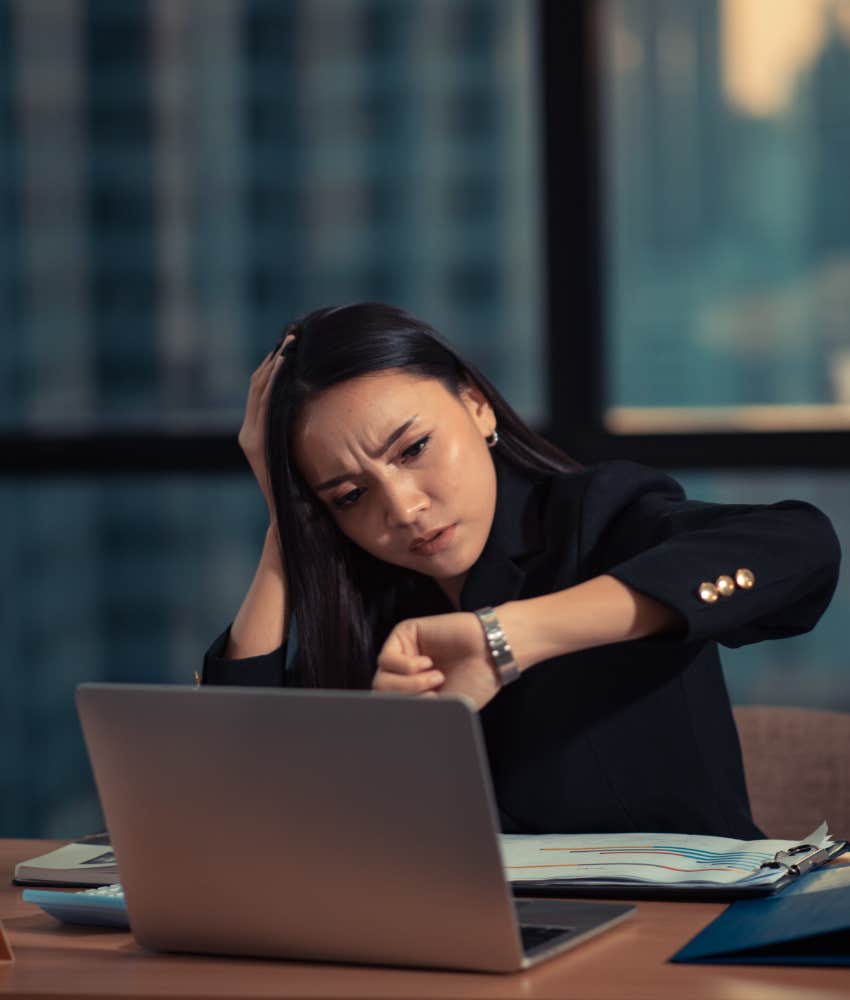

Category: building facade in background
[1, 0, 543, 430]
[602, 0, 850, 426]
[0, 0, 542, 837]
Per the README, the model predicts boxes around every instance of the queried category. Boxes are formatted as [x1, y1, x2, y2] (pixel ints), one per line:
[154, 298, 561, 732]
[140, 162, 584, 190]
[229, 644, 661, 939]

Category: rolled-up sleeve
[202, 624, 290, 686]
[580, 460, 841, 648]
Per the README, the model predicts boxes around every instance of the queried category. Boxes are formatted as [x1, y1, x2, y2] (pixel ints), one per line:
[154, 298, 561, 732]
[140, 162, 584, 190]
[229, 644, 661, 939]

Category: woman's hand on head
[238, 335, 294, 522]
[374, 612, 500, 711]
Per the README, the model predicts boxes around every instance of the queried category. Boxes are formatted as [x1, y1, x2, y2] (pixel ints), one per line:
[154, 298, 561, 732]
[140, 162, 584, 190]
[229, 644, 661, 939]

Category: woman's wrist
[495, 577, 684, 676]
[492, 600, 557, 674]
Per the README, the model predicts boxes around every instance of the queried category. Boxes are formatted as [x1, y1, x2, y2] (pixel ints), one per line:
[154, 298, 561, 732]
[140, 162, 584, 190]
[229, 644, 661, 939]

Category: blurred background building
[602, 0, 850, 420]
[1, 0, 848, 837]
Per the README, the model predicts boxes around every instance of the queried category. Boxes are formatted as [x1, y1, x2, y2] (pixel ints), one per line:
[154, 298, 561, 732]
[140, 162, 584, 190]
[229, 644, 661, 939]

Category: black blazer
[203, 454, 841, 839]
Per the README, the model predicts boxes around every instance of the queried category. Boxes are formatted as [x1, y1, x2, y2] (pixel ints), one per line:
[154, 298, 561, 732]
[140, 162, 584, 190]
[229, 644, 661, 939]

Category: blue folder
[671, 866, 850, 966]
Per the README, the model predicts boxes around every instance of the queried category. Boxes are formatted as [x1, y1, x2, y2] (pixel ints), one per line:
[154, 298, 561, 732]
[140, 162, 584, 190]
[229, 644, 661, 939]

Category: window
[600, 0, 850, 435]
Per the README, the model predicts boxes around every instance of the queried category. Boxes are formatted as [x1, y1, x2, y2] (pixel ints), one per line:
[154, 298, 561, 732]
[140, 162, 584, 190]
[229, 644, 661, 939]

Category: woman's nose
[382, 479, 429, 526]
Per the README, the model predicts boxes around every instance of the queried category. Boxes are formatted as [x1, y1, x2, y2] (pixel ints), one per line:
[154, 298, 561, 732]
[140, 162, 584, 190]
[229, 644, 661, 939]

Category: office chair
[733, 705, 850, 842]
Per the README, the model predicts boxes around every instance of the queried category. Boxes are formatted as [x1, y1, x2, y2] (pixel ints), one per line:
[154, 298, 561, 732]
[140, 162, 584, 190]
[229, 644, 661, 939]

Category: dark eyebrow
[314, 416, 419, 492]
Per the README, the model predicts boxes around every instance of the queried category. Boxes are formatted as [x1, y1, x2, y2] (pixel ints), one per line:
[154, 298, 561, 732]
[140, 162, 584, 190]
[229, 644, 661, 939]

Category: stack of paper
[501, 822, 843, 897]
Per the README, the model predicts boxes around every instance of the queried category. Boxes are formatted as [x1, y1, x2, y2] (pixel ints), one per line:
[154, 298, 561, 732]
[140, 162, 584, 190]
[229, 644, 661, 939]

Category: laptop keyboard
[519, 924, 574, 953]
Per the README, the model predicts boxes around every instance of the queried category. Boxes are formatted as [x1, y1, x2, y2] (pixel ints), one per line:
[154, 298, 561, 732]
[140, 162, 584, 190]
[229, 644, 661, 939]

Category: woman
[203, 302, 841, 838]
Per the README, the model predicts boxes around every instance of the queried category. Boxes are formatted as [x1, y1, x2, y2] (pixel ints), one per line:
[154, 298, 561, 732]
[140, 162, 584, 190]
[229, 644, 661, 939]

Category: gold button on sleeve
[735, 568, 755, 589]
[716, 575, 735, 597]
[698, 581, 719, 604]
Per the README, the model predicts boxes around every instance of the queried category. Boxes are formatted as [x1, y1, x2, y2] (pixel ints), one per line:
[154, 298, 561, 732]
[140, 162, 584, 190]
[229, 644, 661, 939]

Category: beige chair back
[733, 705, 850, 842]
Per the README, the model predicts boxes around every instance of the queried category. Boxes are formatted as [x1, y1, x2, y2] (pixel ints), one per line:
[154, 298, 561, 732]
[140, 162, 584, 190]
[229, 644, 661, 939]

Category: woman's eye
[334, 487, 364, 510]
[401, 435, 430, 462]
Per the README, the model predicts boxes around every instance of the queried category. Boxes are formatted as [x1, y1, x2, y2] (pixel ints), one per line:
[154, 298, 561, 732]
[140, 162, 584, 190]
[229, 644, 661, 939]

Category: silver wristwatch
[473, 606, 521, 687]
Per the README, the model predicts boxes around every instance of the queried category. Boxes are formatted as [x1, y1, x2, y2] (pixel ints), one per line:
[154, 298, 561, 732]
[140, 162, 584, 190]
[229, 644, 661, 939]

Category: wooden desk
[2, 839, 848, 999]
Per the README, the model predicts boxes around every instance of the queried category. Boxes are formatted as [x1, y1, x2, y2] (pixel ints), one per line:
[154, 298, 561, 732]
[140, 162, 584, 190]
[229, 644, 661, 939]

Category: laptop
[75, 683, 634, 973]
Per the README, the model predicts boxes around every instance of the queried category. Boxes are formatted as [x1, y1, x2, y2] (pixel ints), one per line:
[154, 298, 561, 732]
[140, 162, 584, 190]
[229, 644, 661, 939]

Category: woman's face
[293, 370, 497, 604]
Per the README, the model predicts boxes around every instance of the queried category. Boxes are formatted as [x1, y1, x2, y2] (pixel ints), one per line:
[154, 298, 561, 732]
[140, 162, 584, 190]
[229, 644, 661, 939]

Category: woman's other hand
[238, 335, 293, 522]
[374, 612, 500, 711]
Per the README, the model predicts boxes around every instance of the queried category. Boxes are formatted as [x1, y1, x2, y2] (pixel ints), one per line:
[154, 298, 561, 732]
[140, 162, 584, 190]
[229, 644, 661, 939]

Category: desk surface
[1, 839, 848, 1000]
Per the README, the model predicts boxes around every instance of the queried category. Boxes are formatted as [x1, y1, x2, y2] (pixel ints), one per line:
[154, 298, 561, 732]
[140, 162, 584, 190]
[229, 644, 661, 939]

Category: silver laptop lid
[76, 683, 526, 972]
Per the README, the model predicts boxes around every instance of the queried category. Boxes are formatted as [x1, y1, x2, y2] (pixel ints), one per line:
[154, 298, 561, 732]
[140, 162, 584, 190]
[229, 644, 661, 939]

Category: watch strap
[473, 606, 521, 687]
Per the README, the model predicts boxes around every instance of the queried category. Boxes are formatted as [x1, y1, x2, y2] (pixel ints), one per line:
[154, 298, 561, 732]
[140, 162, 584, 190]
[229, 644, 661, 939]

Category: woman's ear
[458, 379, 496, 436]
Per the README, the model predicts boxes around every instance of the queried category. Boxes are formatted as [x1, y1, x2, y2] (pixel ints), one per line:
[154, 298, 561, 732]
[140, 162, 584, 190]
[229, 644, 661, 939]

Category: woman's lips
[411, 524, 457, 556]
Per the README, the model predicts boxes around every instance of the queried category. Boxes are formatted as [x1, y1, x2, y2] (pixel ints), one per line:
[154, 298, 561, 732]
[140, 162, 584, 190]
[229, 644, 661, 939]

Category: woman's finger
[253, 333, 292, 376]
[375, 671, 443, 694]
[260, 354, 285, 400]
[376, 652, 433, 676]
[373, 668, 444, 693]
[252, 334, 294, 386]
[251, 348, 277, 377]
[250, 354, 286, 404]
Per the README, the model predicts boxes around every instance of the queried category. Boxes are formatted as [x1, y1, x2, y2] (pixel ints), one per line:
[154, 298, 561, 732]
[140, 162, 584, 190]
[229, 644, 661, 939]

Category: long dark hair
[266, 302, 581, 689]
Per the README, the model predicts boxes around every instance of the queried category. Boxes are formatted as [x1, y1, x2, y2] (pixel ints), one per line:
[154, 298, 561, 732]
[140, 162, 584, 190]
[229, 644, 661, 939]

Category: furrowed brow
[372, 416, 418, 459]
[314, 416, 419, 492]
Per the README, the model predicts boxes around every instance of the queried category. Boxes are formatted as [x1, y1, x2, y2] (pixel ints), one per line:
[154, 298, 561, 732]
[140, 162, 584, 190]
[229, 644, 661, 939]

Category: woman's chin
[418, 552, 477, 588]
